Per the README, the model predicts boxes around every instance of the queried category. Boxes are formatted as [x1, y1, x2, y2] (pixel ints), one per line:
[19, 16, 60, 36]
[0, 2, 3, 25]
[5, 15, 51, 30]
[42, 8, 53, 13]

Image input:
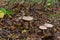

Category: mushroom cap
[44, 23, 53, 28]
[22, 16, 33, 21]
[39, 25, 47, 30]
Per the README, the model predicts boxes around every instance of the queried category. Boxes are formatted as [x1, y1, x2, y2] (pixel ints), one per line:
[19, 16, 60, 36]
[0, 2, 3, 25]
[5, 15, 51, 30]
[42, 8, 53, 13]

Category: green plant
[0, 8, 13, 18]
[6, 0, 59, 4]
[6, 9, 13, 17]
[7, 0, 16, 3]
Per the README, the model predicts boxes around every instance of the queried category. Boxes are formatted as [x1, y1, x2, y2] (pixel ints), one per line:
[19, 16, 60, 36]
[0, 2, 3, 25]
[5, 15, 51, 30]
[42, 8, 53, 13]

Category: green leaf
[8, 0, 16, 3]
[0, 8, 7, 18]
[6, 10, 13, 17]
[0, 8, 7, 14]
[47, 0, 55, 6]
[0, 11, 5, 18]
[0, 8, 13, 18]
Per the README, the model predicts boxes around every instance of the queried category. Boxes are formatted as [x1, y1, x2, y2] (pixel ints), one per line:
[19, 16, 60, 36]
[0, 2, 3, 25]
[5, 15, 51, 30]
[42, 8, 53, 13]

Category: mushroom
[44, 23, 54, 28]
[22, 16, 33, 28]
[39, 25, 47, 30]
[39, 25, 47, 37]
[22, 16, 33, 21]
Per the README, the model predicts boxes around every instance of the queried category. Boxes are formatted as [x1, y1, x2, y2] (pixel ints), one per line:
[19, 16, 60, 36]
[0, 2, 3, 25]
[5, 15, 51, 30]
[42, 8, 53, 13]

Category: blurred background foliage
[6, 0, 60, 7]
[7, 0, 60, 3]
[2, 0, 60, 22]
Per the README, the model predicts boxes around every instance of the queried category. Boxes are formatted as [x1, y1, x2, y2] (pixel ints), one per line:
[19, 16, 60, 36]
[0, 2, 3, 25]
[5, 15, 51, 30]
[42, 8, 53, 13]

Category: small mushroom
[44, 23, 54, 28]
[39, 25, 47, 30]
[22, 16, 33, 21]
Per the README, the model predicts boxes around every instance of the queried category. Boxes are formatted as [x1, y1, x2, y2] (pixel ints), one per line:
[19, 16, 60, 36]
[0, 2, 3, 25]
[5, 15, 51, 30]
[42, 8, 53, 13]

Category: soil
[0, 1, 60, 40]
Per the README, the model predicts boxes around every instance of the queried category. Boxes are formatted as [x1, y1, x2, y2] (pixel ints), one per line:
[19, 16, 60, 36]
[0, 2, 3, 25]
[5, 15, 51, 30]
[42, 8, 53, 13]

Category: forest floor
[0, 1, 60, 40]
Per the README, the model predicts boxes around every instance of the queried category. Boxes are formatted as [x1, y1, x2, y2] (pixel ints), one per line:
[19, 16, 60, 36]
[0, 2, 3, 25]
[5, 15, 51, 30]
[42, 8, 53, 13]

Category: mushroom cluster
[39, 23, 54, 30]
